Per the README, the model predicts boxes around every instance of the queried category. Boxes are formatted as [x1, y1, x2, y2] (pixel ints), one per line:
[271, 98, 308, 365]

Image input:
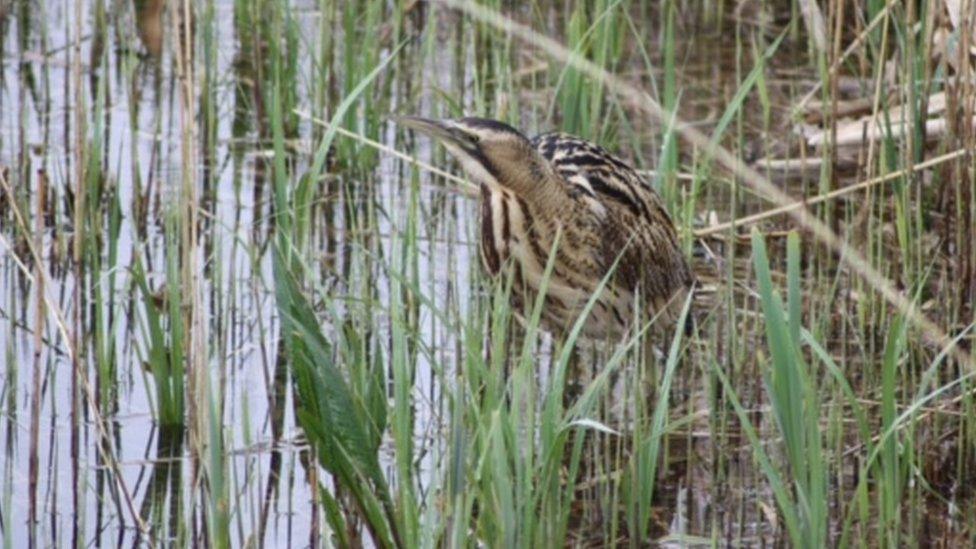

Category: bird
[396, 116, 694, 341]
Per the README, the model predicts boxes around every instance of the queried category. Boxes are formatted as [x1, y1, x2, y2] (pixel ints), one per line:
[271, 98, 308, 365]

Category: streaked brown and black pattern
[477, 129, 692, 339]
[397, 116, 694, 340]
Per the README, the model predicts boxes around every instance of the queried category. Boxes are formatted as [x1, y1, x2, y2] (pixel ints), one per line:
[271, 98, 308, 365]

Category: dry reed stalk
[439, 0, 973, 374]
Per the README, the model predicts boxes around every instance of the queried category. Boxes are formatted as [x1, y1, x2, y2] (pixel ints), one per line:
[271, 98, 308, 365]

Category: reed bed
[0, 0, 974, 546]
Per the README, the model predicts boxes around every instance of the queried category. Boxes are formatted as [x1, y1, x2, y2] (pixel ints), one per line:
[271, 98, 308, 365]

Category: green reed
[4, 0, 976, 547]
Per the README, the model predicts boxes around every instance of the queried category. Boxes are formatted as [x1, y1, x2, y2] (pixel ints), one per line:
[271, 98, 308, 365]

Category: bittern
[397, 116, 694, 340]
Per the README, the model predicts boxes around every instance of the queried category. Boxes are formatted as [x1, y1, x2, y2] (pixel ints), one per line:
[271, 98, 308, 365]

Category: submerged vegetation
[1, 0, 975, 546]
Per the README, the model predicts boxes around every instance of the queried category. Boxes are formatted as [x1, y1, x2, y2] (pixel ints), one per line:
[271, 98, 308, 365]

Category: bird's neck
[496, 158, 572, 216]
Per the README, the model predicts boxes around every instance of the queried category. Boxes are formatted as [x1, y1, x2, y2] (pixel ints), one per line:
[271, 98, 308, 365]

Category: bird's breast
[478, 184, 627, 336]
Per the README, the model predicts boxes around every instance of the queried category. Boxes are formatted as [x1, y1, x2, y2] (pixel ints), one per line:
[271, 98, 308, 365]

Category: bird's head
[396, 116, 543, 191]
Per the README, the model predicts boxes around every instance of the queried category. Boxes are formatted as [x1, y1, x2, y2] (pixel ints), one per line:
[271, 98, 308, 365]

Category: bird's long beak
[394, 116, 457, 144]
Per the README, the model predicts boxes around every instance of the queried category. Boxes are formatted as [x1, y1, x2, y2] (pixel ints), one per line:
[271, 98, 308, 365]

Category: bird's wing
[531, 132, 693, 298]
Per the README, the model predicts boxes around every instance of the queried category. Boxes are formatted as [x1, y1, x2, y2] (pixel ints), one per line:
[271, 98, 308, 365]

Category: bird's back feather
[531, 132, 694, 324]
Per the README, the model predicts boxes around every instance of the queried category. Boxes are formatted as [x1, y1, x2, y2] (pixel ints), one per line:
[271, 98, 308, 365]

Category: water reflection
[135, 425, 184, 547]
[133, 0, 165, 59]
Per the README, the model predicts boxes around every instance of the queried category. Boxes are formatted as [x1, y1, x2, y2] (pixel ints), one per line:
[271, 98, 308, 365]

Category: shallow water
[2, 1, 974, 547]
[1, 1, 326, 544]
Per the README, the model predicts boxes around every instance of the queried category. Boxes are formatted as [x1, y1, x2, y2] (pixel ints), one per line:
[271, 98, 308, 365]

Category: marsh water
[3, 0, 976, 547]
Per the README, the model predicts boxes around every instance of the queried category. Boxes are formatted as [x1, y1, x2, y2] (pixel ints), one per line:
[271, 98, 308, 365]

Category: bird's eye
[449, 127, 478, 146]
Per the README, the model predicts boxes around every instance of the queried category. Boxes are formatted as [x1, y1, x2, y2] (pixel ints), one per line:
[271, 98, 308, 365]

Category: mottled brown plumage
[397, 116, 693, 340]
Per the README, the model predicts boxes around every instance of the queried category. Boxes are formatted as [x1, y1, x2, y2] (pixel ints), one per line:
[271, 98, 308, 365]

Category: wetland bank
[2, 0, 975, 546]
